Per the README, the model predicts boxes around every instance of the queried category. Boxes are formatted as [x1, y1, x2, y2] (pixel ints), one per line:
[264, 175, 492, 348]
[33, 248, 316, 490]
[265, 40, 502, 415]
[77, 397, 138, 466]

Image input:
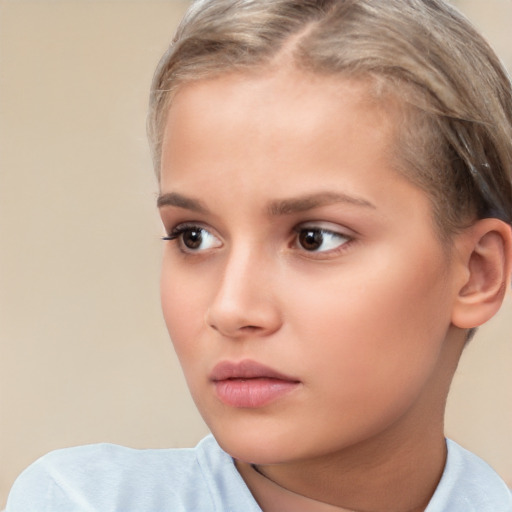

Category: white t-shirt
[6, 435, 512, 511]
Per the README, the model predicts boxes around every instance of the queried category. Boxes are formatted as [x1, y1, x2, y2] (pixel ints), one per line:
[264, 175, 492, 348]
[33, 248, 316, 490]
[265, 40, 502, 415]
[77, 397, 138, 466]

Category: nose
[205, 246, 282, 339]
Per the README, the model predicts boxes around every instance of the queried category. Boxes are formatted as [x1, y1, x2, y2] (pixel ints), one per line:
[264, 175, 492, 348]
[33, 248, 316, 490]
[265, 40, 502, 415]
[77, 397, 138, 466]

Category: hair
[148, 0, 512, 240]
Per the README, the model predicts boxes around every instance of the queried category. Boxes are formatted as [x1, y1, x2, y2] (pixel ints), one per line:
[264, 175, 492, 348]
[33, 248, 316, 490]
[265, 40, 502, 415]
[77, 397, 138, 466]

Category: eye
[294, 225, 351, 253]
[163, 224, 222, 252]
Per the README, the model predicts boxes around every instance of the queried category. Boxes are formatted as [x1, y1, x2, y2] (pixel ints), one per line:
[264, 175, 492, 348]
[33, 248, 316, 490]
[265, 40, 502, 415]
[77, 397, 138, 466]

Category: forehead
[160, 69, 402, 186]
[166, 68, 397, 127]
[158, 70, 440, 239]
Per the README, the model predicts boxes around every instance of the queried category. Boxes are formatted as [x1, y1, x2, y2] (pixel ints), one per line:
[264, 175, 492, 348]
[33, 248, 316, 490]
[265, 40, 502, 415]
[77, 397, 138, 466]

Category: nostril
[204, 299, 282, 338]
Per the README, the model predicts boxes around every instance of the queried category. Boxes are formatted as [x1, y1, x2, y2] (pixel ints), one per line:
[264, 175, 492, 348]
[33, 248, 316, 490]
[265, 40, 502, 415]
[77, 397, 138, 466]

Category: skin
[158, 69, 474, 511]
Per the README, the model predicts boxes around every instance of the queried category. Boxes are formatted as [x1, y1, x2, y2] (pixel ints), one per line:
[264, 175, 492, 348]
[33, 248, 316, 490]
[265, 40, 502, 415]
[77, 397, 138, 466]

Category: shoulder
[426, 439, 512, 512]
[6, 435, 258, 512]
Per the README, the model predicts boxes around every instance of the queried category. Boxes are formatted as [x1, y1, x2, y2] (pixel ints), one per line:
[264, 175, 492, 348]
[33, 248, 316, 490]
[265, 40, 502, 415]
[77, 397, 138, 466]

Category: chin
[208, 421, 299, 464]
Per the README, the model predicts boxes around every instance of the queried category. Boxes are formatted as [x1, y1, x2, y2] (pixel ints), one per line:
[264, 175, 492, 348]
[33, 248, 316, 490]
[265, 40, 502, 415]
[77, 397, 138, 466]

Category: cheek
[286, 248, 452, 394]
[160, 263, 214, 415]
[160, 261, 205, 358]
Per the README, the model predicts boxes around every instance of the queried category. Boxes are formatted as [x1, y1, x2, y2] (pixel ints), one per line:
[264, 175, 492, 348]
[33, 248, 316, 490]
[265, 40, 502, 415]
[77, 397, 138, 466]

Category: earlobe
[451, 218, 512, 329]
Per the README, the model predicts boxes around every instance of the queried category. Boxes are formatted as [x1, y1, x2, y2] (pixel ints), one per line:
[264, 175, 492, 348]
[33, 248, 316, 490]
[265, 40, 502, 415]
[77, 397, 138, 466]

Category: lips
[210, 360, 301, 408]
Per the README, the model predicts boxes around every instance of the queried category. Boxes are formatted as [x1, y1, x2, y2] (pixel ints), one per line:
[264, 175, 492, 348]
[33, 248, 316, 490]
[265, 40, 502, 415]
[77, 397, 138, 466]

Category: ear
[451, 218, 512, 329]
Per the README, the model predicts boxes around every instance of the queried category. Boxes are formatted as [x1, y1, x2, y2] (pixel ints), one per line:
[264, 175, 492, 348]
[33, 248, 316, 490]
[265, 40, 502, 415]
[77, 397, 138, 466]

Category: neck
[237, 459, 358, 512]
[238, 422, 446, 512]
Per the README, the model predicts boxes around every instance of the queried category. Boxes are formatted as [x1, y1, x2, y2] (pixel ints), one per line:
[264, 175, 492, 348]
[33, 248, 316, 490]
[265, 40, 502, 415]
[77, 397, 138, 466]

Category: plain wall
[1, 0, 511, 508]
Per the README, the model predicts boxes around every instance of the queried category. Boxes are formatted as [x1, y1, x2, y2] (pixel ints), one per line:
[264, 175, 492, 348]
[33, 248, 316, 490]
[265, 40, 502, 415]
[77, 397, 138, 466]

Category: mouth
[210, 359, 301, 408]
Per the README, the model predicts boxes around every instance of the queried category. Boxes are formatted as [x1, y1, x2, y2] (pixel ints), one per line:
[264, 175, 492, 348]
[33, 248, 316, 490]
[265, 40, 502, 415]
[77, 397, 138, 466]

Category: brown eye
[294, 226, 351, 254]
[164, 224, 222, 252]
[182, 228, 203, 249]
[299, 229, 324, 251]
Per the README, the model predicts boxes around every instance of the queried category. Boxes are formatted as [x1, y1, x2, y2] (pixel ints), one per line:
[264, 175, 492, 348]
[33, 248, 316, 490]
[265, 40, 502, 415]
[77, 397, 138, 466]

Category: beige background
[0, 0, 511, 508]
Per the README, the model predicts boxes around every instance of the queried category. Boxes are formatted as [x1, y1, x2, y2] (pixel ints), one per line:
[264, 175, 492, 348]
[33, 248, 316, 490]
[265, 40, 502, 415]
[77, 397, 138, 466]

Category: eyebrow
[157, 191, 376, 214]
[268, 192, 376, 215]
[157, 192, 209, 213]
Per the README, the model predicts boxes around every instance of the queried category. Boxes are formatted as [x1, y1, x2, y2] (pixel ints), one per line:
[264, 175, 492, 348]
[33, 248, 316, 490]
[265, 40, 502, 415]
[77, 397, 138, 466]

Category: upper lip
[210, 359, 300, 382]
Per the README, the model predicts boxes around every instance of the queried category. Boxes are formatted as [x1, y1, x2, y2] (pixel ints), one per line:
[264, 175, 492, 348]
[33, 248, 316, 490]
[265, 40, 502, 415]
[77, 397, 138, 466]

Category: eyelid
[292, 221, 355, 256]
[162, 222, 223, 252]
[294, 220, 354, 237]
[163, 221, 211, 238]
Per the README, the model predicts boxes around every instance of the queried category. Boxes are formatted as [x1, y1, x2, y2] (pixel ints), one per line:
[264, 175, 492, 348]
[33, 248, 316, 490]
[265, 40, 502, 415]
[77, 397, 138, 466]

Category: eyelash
[162, 223, 202, 242]
[291, 225, 353, 256]
[162, 223, 222, 253]
[162, 223, 354, 257]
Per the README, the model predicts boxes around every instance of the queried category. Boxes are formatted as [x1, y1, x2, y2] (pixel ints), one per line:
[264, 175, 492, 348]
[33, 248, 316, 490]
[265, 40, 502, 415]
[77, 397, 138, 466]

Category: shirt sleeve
[6, 460, 70, 512]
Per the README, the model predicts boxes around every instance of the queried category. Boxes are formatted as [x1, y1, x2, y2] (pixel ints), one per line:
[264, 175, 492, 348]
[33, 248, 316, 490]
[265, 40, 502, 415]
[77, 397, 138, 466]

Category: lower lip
[213, 378, 300, 408]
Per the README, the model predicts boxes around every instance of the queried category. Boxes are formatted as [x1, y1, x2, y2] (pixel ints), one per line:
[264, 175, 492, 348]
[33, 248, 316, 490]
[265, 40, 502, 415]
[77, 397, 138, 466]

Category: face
[158, 69, 462, 466]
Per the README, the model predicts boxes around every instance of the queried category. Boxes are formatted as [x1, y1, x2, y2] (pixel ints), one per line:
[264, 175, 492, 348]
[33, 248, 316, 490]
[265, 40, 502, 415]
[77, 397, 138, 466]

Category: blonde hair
[148, 0, 512, 237]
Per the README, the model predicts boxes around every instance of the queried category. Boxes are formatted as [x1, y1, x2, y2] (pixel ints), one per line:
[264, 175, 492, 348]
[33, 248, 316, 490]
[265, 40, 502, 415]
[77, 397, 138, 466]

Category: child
[7, 0, 512, 510]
